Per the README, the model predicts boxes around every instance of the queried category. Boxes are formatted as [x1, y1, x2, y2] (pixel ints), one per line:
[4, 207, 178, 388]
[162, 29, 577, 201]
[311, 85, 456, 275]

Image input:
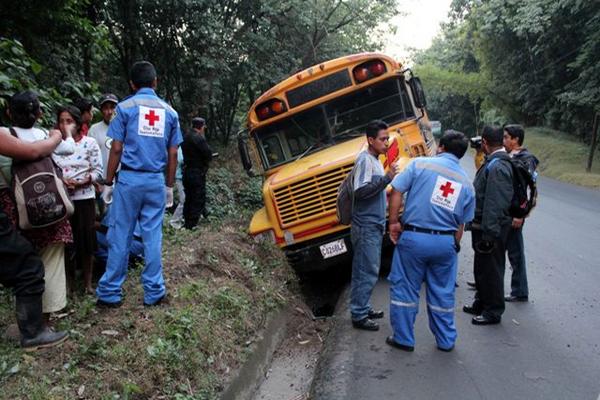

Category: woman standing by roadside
[54, 106, 103, 294]
[4, 91, 74, 321]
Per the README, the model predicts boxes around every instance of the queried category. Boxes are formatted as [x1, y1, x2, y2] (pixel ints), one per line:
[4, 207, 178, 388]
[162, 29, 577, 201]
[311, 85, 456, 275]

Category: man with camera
[463, 126, 513, 325]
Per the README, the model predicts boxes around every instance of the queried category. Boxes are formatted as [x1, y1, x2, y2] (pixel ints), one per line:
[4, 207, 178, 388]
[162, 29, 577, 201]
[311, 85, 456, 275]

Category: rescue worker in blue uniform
[97, 61, 182, 307]
[386, 131, 475, 352]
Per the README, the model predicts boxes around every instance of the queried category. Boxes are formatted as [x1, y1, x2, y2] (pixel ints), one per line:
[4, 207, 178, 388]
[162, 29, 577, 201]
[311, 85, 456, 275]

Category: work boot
[16, 296, 68, 352]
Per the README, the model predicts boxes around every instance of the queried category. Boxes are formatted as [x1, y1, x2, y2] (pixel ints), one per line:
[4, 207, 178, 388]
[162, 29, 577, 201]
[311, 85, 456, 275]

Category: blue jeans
[350, 223, 384, 321]
[507, 227, 528, 297]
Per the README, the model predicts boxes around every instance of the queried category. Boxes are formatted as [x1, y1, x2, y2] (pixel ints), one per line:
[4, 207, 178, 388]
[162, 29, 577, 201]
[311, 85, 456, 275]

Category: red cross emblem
[439, 181, 455, 198]
[144, 109, 160, 126]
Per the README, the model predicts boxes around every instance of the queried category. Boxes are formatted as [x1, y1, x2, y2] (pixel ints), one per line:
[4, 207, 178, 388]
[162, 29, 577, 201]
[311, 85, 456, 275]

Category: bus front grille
[272, 163, 354, 227]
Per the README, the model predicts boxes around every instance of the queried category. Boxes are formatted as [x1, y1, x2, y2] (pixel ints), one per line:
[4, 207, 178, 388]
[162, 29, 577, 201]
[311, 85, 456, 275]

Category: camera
[469, 136, 482, 150]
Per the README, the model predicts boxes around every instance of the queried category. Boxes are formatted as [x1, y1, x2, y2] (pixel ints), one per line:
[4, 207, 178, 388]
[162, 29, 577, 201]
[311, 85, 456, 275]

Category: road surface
[311, 155, 600, 400]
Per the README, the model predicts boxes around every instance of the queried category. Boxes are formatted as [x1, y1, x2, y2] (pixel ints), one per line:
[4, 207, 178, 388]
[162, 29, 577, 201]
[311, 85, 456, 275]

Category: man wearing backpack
[98, 61, 182, 307]
[349, 120, 398, 331]
[503, 125, 539, 302]
[463, 126, 513, 325]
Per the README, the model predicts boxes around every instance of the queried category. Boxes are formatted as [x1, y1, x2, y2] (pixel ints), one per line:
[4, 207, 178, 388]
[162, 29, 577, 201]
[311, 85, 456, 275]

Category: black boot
[15, 296, 68, 351]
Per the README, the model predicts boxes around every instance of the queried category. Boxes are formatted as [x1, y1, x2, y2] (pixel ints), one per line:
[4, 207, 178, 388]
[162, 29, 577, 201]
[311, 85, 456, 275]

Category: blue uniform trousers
[96, 170, 166, 305]
[350, 223, 383, 321]
[389, 231, 457, 350]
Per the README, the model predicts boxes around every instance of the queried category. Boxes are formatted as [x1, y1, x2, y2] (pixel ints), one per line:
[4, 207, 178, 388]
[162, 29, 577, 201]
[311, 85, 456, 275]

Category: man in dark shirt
[182, 117, 213, 229]
[463, 125, 514, 325]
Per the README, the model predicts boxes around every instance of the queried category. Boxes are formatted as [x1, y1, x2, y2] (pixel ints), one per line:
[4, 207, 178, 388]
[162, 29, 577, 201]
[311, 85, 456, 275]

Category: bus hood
[268, 137, 366, 186]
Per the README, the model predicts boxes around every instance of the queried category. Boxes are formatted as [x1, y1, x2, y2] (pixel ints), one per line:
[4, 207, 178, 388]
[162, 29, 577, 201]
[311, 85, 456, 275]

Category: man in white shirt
[89, 93, 119, 175]
[89, 93, 118, 214]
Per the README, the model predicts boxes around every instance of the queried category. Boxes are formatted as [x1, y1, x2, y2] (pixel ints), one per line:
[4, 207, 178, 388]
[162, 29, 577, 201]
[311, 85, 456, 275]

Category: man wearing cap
[89, 94, 119, 215]
[97, 61, 182, 307]
[182, 117, 212, 229]
[89, 93, 119, 178]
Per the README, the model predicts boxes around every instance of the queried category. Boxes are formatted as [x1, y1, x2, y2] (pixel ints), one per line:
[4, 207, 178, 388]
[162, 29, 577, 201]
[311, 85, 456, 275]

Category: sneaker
[96, 299, 123, 309]
[352, 317, 379, 331]
[385, 336, 414, 352]
[368, 309, 384, 319]
[143, 295, 167, 307]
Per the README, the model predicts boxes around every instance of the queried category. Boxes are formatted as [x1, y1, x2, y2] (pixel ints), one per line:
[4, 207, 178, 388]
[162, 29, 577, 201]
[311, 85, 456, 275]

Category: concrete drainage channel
[222, 264, 350, 400]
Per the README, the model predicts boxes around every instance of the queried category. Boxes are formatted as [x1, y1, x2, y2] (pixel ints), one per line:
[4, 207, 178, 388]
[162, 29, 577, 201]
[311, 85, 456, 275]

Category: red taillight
[370, 61, 385, 77]
[354, 67, 369, 83]
[352, 59, 387, 84]
[257, 106, 270, 120]
[255, 99, 287, 121]
[271, 100, 284, 114]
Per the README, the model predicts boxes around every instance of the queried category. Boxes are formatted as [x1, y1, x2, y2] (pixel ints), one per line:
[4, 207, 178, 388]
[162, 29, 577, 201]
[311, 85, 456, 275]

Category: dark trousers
[471, 225, 511, 320]
[183, 167, 207, 229]
[507, 227, 528, 297]
[0, 212, 45, 298]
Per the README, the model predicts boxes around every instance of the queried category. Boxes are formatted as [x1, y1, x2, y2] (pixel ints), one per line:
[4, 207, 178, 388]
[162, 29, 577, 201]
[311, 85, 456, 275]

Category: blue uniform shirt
[353, 150, 387, 227]
[391, 152, 475, 231]
[108, 88, 183, 172]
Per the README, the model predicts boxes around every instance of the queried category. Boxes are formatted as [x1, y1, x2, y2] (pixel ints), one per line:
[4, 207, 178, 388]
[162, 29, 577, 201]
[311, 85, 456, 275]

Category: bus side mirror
[238, 133, 255, 176]
[409, 77, 427, 108]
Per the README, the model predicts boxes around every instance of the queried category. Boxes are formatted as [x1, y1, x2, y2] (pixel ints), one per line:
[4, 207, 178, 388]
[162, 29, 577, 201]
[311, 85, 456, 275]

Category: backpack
[486, 157, 537, 218]
[336, 166, 356, 225]
[8, 128, 74, 230]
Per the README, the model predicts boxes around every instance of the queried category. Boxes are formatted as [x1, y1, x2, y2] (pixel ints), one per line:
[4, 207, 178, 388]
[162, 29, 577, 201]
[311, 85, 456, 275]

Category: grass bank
[0, 154, 295, 399]
[524, 127, 600, 188]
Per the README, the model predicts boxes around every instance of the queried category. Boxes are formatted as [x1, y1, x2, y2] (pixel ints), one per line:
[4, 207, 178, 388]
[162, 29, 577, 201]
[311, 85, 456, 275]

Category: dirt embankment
[0, 153, 298, 399]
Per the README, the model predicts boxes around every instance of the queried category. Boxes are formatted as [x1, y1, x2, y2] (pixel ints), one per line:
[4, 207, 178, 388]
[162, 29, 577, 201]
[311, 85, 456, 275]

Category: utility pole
[586, 112, 599, 173]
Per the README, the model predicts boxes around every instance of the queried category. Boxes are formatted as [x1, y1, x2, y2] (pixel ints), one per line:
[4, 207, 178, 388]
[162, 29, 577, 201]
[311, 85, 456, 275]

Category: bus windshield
[254, 77, 415, 169]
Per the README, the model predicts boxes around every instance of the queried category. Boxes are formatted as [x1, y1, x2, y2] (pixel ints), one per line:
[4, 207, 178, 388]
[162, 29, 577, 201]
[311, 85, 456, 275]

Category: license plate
[319, 239, 348, 259]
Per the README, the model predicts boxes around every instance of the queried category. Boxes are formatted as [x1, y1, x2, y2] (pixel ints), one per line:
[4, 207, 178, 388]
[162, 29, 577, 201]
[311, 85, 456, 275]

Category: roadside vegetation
[0, 155, 295, 399]
[525, 127, 600, 188]
[414, 0, 599, 169]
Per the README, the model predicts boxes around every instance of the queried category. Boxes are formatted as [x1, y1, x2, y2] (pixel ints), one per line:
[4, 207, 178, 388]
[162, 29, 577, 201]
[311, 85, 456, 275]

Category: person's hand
[389, 222, 403, 244]
[48, 129, 62, 143]
[165, 186, 174, 208]
[512, 218, 524, 229]
[93, 181, 104, 193]
[65, 123, 76, 138]
[63, 178, 76, 190]
[475, 240, 495, 254]
[102, 184, 114, 204]
[454, 237, 461, 253]
[386, 163, 399, 180]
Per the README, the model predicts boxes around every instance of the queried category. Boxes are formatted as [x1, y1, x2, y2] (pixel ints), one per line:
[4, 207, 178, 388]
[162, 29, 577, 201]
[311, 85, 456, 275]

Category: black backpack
[336, 167, 356, 225]
[486, 157, 537, 218]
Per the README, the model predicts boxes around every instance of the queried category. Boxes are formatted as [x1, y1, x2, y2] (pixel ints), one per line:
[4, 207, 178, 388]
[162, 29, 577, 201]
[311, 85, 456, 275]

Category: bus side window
[263, 135, 285, 166]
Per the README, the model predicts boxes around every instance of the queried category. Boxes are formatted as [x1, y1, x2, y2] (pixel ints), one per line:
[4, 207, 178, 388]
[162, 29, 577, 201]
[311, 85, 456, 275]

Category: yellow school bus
[238, 53, 435, 271]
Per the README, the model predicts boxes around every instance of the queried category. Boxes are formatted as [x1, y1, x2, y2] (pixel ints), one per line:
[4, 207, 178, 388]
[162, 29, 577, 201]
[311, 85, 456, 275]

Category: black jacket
[473, 150, 514, 241]
[182, 132, 212, 170]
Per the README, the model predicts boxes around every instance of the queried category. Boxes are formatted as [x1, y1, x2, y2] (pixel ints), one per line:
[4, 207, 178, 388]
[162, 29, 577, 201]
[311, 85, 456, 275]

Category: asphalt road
[311, 154, 600, 400]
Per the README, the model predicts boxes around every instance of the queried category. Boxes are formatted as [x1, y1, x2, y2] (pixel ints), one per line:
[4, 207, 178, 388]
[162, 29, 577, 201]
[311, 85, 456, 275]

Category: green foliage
[0, 38, 99, 128]
[414, 0, 599, 141]
[0, 0, 400, 143]
[205, 166, 263, 219]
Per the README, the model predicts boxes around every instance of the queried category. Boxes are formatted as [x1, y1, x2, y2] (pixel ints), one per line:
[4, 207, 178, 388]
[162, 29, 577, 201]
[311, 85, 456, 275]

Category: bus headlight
[254, 230, 276, 244]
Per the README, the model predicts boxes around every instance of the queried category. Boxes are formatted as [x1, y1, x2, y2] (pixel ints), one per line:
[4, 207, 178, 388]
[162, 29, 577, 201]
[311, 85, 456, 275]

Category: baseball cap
[192, 117, 206, 128]
[99, 93, 119, 106]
